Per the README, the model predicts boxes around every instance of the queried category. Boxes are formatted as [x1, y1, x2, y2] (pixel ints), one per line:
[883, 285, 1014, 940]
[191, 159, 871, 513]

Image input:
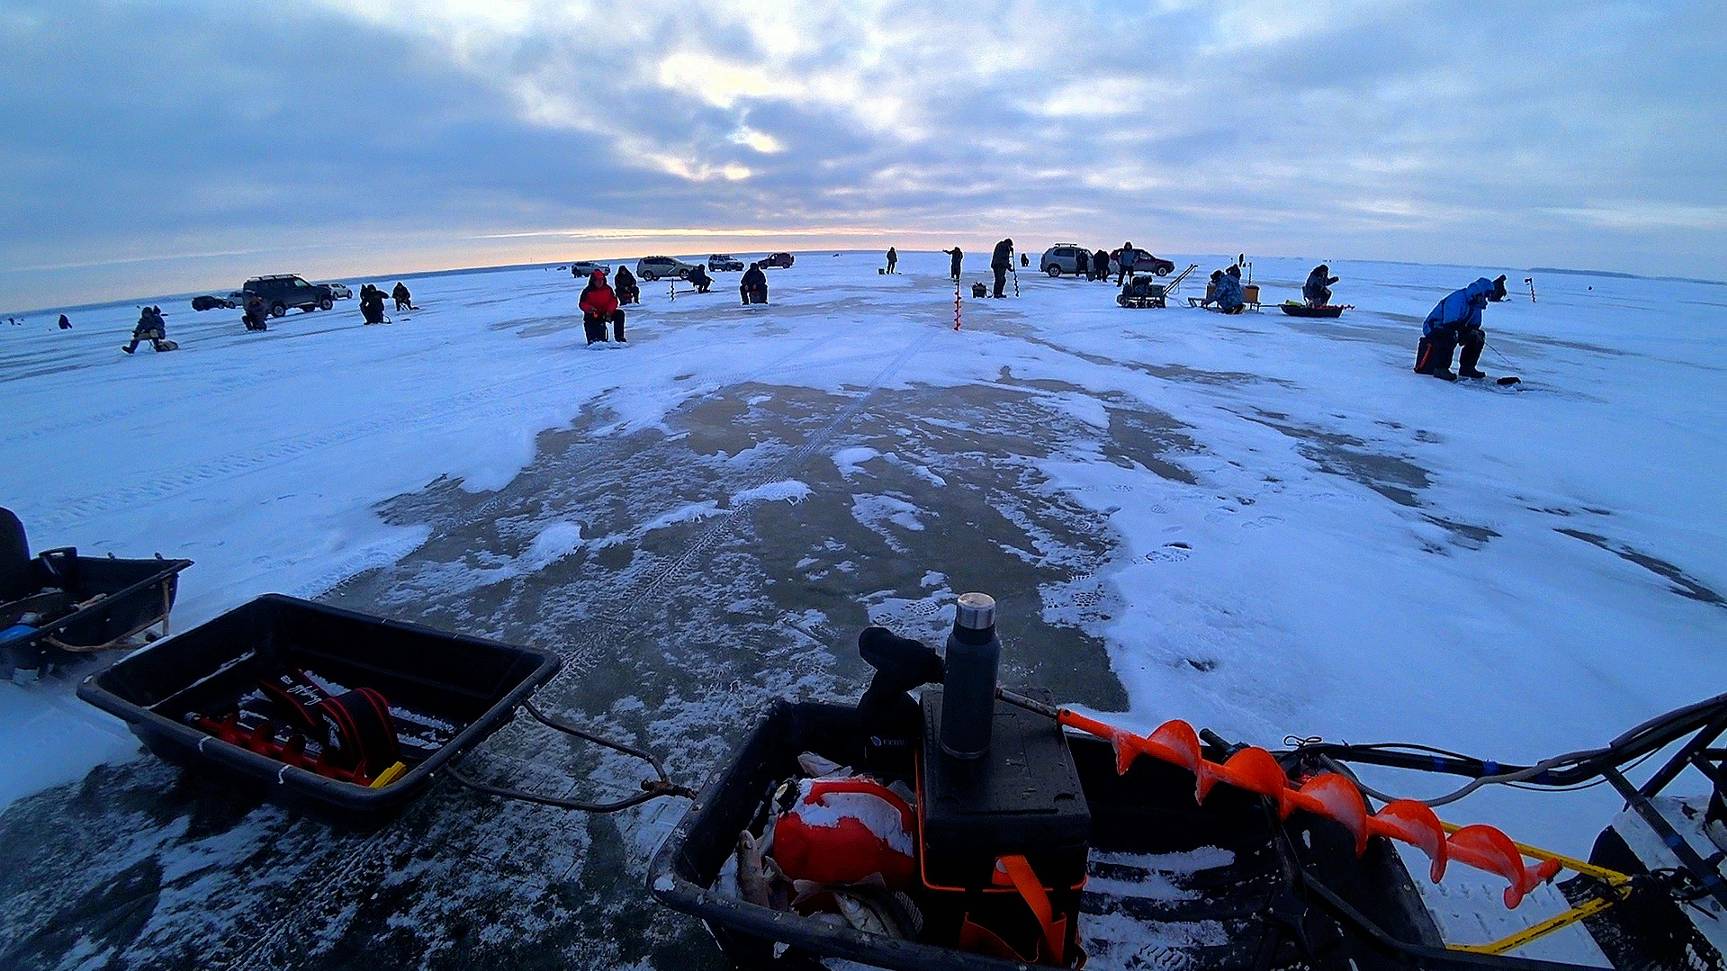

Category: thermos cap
[955, 592, 996, 631]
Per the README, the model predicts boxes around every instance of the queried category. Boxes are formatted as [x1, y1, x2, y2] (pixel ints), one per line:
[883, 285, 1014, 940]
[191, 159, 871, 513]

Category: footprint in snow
[1145, 543, 1192, 564]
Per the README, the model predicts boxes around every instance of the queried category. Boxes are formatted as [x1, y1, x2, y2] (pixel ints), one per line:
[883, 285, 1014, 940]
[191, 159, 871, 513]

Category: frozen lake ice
[1, 251, 1723, 967]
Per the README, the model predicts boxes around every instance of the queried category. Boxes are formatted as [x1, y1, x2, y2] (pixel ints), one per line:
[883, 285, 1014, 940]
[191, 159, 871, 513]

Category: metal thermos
[939, 592, 1001, 760]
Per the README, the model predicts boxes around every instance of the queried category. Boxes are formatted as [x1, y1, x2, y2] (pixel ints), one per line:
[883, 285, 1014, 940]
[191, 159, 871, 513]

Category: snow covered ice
[1, 251, 1723, 967]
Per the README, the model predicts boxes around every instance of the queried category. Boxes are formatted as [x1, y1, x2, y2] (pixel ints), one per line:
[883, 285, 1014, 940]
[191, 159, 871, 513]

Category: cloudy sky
[1, 0, 1723, 310]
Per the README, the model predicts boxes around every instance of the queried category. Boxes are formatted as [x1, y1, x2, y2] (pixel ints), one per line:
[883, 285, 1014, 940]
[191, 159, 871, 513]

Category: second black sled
[1, 506, 192, 675]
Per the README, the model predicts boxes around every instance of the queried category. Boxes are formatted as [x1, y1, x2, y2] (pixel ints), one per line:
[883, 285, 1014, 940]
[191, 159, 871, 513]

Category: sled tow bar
[446, 700, 695, 813]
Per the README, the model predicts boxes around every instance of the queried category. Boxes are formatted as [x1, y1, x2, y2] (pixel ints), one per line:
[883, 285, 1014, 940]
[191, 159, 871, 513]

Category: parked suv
[244, 275, 334, 316]
[1108, 248, 1176, 278]
[707, 254, 745, 272]
[760, 252, 795, 269]
[1039, 243, 1096, 277]
[636, 256, 699, 281]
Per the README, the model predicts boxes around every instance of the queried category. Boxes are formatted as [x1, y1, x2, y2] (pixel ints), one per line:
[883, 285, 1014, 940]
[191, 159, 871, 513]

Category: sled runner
[651, 616, 1727, 970]
[0, 506, 191, 674]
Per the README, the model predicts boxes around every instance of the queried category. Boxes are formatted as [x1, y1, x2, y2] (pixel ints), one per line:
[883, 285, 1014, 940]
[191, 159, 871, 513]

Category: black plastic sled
[77, 594, 559, 817]
[0, 507, 192, 673]
[653, 700, 1536, 971]
[1280, 302, 1349, 318]
[652, 693, 1727, 971]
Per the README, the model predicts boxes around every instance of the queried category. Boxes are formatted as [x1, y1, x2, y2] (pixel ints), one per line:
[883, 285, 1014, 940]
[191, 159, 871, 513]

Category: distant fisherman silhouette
[990, 239, 1014, 298]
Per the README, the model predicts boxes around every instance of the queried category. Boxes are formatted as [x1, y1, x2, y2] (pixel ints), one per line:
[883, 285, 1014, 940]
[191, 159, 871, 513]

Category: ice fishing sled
[1281, 301, 1351, 318]
[651, 619, 1727, 970]
[77, 594, 563, 816]
[0, 506, 192, 675]
[1115, 277, 1168, 309]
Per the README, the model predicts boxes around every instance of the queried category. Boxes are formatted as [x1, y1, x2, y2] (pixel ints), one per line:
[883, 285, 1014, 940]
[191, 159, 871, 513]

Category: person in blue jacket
[1415, 275, 1507, 380]
[1211, 266, 1245, 313]
[1115, 242, 1137, 286]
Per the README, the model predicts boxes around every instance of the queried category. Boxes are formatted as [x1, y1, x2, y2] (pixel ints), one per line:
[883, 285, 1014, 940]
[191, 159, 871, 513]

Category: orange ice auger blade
[1294, 774, 1370, 855]
[1147, 719, 1203, 774]
[1369, 800, 1449, 882]
[1446, 824, 1560, 908]
[1035, 700, 1556, 910]
[1211, 747, 1290, 813]
[1057, 711, 1138, 774]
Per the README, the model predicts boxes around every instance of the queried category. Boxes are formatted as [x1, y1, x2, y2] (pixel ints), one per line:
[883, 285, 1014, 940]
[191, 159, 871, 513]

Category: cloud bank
[1, 0, 1723, 309]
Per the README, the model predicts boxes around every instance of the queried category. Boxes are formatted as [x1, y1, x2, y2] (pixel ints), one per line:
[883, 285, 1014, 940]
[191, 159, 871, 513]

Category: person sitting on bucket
[57, 313, 72, 330]
[740, 262, 769, 305]
[1416, 275, 1507, 381]
[688, 263, 713, 294]
[1211, 267, 1245, 314]
[243, 293, 269, 331]
[578, 269, 625, 344]
[1200, 270, 1224, 307]
[579, 269, 626, 344]
[359, 284, 387, 324]
[1304, 264, 1339, 307]
[391, 282, 415, 312]
[614, 264, 640, 305]
[121, 306, 169, 353]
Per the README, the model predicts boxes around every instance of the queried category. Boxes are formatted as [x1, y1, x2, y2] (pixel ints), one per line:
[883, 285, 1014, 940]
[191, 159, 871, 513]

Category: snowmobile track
[206, 319, 940, 970]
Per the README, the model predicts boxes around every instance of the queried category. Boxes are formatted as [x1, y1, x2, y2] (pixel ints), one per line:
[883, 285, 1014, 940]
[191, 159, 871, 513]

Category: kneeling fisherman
[1416, 275, 1507, 381]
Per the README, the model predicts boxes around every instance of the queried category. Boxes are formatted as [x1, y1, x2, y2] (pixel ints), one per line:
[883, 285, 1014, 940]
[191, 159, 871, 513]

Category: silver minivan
[636, 256, 699, 281]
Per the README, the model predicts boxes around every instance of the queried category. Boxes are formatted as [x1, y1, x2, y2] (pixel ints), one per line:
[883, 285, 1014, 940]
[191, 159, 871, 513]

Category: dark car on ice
[190, 290, 247, 311]
[1109, 248, 1176, 278]
[244, 275, 335, 317]
[760, 252, 795, 269]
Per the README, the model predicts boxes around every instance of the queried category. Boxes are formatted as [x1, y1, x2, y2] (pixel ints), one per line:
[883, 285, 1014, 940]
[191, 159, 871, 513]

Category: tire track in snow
[206, 313, 942, 970]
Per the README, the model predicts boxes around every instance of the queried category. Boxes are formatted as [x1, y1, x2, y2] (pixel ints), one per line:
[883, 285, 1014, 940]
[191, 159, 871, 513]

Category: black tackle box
[917, 687, 1092, 889]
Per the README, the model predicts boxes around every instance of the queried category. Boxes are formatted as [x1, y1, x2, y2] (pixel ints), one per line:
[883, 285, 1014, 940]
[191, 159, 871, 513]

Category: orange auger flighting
[1004, 693, 1562, 908]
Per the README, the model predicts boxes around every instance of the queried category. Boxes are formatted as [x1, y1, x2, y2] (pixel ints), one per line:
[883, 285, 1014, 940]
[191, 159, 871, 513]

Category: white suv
[636, 256, 699, 281]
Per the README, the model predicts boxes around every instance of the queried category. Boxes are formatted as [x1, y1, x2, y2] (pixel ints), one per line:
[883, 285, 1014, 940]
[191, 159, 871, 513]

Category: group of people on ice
[356, 282, 414, 325]
[104, 247, 1512, 385]
[568, 257, 773, 348]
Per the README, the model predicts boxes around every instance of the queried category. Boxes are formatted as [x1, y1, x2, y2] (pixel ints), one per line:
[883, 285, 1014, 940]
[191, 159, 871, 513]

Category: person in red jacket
[578, 269, 626, 344]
